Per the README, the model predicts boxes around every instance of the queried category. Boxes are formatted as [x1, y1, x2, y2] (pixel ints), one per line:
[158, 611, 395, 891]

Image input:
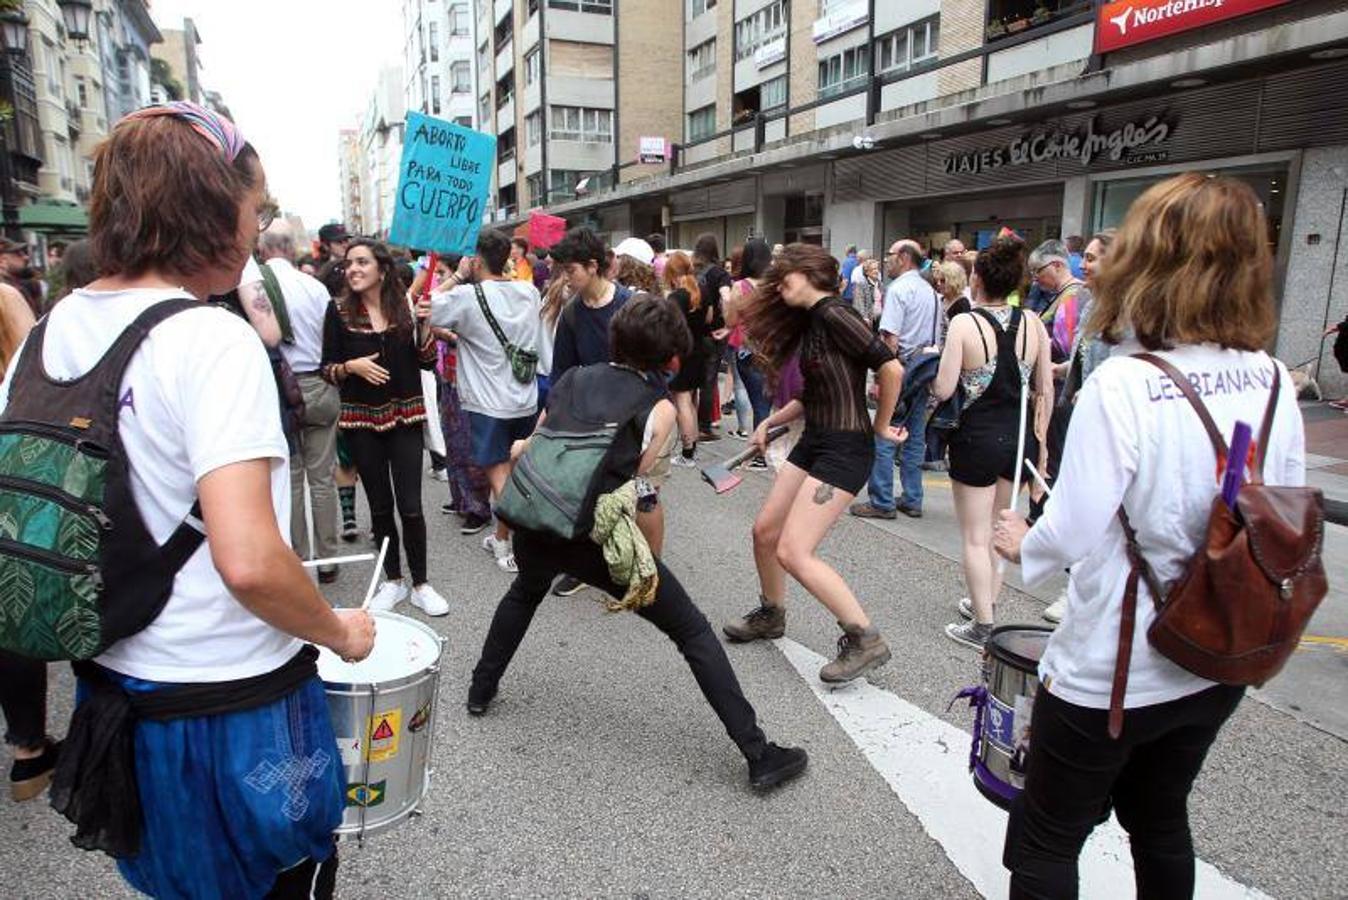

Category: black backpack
[0, 300, 207, 660]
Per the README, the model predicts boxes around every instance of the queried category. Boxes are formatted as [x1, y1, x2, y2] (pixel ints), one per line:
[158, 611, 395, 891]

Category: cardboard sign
[388, 111, 496, 256]
[528, 212, 567, 250]
[1095, 0, 1293, 53]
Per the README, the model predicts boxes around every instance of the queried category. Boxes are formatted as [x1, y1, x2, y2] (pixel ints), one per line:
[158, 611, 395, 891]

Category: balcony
[985, 0, 1092, 43]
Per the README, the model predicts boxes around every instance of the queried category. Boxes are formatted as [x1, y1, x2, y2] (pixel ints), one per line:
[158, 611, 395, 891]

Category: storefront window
[1092, 164, 1287, 251]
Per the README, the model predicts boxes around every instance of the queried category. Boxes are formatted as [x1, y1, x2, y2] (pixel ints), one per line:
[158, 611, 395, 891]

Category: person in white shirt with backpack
[994, 173, 1310, 899]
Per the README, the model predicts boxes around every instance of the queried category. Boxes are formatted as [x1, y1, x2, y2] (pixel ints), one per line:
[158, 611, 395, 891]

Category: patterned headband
[122, 101, 247, 162]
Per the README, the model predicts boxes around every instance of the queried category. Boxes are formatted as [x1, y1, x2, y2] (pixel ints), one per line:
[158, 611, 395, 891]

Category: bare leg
[674, 391, 698, 451]
[776, 476, 870, 629]
[752, 463, 808, 606]
[952, 480, 998, 625]
[989, 477, 1015, 606]
[486, 461, 511, 542]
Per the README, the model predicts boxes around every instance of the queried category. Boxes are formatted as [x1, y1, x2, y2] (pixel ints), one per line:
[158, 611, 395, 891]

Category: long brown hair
[341, 238, 412, 336]
[662, 251, 701, 311]
[541, 270, 569, 327]
[1087, 173, 1275, 350]
[613, 254, 657, 294]
[741, 243, 839, 374]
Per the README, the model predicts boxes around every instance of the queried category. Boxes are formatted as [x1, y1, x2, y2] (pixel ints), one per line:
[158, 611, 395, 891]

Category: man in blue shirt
[839, 244, 859, 302]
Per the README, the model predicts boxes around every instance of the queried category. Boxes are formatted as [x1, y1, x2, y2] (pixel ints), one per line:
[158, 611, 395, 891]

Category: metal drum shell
[318, 611, 444, 840]
[975, 625, 1053, 810]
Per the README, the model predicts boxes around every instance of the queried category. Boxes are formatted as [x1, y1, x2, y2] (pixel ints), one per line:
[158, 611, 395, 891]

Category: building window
[525, 49, 540, 86]
[735, 0, 787, 62]
[687, 104, 716, 142]
[76, 77, 88, 108]
[760, 74, 787, 111]
[686, 38, 716, 82]
[526, 110, 542, 146]
[451, 61, 471, 93]
[550, 105, 613, 142]
[498, 126, 516, 161]
[876, 16, 939, 75]
[479, 93, 491, 125]
[429, 22, 440, 62]
[986, 0, 1091, 42]
[818, 45, 869, 99]
[526, 172, 545, 206]
[687, 0, 717, 17]
[547, 0, 612, 13]
[549, 169, 583, 200]
[496, 72, 513, 109]
[430, 75, 441, 114]
[450, 3, 470, 35]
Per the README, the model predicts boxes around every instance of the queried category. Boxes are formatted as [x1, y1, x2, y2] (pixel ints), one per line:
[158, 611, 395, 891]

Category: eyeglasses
[257, 209, 276, 232]
[1032, 262, 1055, 277]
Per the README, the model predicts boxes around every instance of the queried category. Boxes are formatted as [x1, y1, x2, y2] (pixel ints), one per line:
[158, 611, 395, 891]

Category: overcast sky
[150, 0, 403, 231]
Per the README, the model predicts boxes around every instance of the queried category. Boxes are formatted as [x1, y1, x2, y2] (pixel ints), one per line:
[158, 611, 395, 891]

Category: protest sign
[528, 212, 567, 250]
[388, 111, 496, 256]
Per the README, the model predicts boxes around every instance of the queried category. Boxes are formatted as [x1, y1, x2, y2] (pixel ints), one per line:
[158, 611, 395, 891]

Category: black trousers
[697, 338, 726, 431]
[265, 849, 337, 899]
[469, 528, 769, 760]
[1004, 684, 1244, 900]
[345, 425, 427, 584]
[0, 649, 46, 749]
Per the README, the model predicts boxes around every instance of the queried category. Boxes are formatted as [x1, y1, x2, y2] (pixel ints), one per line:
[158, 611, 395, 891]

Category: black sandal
[9, 739, 61, 802]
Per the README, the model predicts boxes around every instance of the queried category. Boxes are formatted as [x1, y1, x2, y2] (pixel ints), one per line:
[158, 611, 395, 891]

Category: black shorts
[947, 426, 1039, 488]
[786, 428, 874, 496]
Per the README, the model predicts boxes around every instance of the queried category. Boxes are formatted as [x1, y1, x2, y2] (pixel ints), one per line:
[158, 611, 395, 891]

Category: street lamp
[57, 0, 93, 44]
[0, 9, 29, 56]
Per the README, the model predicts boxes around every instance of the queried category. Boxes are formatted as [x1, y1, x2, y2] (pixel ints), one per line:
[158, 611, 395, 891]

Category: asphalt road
[5, 454, 1346, 898]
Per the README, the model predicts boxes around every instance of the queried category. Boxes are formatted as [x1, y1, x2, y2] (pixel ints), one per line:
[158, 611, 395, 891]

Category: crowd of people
[0, 100, 1312, 900]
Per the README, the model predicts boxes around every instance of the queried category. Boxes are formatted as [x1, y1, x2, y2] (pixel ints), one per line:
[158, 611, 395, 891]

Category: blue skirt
[86, 672, 344, 900]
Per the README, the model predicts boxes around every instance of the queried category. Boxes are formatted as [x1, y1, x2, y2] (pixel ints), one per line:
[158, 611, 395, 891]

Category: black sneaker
[441, 502, 457, 515]
[748, 742, 808, 789]
[466, 685, 495, 716]
[460, 513, 491, 535]
[340, 519, 359, 542]
[552, 575, 585, 597]
[9, 739, 61, 802]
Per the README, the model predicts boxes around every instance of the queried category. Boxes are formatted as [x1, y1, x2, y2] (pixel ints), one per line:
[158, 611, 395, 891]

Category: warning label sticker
[367, 709, 401, 762]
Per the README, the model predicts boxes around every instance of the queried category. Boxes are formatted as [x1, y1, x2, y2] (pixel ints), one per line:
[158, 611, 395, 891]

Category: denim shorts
[467, 411, 538, 467]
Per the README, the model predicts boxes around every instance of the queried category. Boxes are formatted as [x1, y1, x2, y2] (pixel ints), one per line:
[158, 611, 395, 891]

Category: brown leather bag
[1108, 354, 1327, 738]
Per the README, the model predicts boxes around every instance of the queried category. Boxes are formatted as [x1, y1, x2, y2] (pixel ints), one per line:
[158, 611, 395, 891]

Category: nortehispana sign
[942, 115, 1172, 176]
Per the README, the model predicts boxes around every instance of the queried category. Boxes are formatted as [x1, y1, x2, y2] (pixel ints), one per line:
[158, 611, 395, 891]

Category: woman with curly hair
[721, 244, 906, 683]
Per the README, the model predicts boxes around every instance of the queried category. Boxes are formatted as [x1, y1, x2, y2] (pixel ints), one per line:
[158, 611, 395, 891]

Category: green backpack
[0, 300, 206, 660]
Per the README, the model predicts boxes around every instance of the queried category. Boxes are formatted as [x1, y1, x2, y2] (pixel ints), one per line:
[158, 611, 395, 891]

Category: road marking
[775, 637, 1270, 900]
[1299, 635, 1348, 652]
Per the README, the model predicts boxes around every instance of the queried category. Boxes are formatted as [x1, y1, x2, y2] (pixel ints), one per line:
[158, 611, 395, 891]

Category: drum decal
[1010, 694, 1035, 777]
[345, 780, 386, 808]
[408, 701, 431, 734]
[984, 695, 1015, 752]
[336, 736, 363, 767]
[367, 709, 402, 762]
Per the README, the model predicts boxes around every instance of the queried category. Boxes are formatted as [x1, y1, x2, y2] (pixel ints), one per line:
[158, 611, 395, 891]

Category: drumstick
[360, 537, 390, 610]
[302, 553, 377, 569]
[1023, 459, 1052, 497]
[999, 374, 1031, 576]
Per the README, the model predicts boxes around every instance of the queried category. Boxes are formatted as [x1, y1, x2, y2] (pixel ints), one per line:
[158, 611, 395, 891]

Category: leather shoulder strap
[1134, 352, 1227, 459]
[1252, 365, 1281, 483]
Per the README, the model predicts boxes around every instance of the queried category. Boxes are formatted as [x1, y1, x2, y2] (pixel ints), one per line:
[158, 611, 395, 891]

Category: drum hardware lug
[1279, 578, 1293, 600]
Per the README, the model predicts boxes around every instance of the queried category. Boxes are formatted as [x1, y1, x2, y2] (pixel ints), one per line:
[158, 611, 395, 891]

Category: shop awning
[19, 202, 88, 237]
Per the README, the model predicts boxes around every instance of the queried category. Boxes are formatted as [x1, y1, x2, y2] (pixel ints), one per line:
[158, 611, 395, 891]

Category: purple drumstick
[1221, 421, 1253, 510]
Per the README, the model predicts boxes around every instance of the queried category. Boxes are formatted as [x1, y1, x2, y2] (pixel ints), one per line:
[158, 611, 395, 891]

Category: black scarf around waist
[50, 644, 320, 859]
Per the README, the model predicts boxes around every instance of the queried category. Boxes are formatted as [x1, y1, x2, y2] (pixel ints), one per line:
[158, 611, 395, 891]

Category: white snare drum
[317, 611, 444, 840]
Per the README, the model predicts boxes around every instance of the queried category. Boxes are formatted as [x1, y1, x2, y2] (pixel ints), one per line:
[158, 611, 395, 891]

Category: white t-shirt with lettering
[1023, 344, 1305, 709]
[0, 288, 299, 682]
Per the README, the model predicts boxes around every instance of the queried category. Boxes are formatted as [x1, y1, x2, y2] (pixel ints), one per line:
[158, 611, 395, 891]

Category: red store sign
[1095, 0, 1296, 53]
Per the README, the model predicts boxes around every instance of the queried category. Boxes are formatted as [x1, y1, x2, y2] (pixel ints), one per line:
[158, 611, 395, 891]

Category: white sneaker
[410, 583, 450, 616]
[482, 534, 517, 573]
[670, 454, 697, 469]
[430, 468, 449, 483]
[1043, 592, 1068, 624]
[368, 579, 408, 612]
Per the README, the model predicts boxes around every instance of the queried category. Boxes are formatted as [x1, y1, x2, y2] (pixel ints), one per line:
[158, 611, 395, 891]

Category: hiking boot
[849, 501, 896, 520]
[748, 742, 808, 789]
[818, 623, 891, 683]
[723, 602, 785, 642]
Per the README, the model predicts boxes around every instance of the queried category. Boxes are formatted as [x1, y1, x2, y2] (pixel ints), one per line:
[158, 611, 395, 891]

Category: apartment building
[338, 129, 365, 235]
[359, 65, 408, 238]
[151, 18, 202, 104]
[471, 0, 682, 221]
[505, 0, 1348, 391]
[95, 0, 160, 124]
[403, 0, 477, 129]
[26, 0, 81, 205]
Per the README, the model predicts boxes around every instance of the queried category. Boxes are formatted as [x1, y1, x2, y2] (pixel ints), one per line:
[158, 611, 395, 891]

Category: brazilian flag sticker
[346, 780, 386, 808]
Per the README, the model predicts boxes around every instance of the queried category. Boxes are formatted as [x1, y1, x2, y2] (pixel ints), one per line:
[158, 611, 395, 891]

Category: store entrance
[784, 192, 825, 246]
[884, 185, 1064, 253]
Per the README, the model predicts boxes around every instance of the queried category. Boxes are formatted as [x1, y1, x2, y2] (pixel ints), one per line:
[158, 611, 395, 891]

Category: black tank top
[959, 307, 1029, 433]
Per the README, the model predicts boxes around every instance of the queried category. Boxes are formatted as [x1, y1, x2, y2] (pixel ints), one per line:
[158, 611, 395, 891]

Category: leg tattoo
[813, 483, 835, 505]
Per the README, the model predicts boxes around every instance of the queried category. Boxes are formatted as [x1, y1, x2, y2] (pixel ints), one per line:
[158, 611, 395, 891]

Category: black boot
[747, 742, 808, 789]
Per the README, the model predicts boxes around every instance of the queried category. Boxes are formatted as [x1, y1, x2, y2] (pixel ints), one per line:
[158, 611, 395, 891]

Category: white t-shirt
[0, 288, 299, 682]
[266, 257, 332, 373]
[1023, 345, 1305, 709]
[430, 279, 541, 418]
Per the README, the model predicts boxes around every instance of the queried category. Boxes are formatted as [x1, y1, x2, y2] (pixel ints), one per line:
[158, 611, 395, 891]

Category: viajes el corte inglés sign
[942, 116, 1172, 176]
[1095, 0, 1295, 54]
